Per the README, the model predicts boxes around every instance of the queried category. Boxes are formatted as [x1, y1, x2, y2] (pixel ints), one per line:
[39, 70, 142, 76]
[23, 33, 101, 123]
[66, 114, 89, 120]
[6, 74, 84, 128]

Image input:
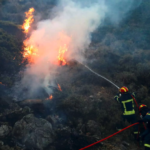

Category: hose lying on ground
[79, 122, 139, 150]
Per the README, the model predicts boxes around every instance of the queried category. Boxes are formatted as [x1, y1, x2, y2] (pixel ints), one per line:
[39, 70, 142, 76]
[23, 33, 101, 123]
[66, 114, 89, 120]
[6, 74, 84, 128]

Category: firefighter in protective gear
[138, 104, 150, 150]
[114, 86, 138, 136]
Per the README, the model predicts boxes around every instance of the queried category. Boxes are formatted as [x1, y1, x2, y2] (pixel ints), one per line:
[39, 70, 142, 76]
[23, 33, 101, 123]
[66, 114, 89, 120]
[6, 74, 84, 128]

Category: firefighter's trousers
[141, 129, 150, 150]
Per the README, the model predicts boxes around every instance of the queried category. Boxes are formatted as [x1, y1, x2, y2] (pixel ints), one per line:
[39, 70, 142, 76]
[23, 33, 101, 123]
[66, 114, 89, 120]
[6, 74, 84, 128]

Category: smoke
[14, 0, 142, 100]
[104, 0, 142, 25]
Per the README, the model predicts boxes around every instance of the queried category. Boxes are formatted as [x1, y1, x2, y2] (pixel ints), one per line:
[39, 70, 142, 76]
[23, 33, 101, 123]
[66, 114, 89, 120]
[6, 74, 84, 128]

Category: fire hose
[79, 122, 139, 150]
[79, 63, 120, 89]
[131, 95, 146, 129]
[79, 62, 146, 127]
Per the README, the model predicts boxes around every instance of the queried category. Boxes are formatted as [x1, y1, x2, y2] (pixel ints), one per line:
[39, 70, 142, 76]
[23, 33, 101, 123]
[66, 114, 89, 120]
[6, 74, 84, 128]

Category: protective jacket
[140, 111, 150, 149]
[114, 92, 135, 116]
[142, 111, 150, 128]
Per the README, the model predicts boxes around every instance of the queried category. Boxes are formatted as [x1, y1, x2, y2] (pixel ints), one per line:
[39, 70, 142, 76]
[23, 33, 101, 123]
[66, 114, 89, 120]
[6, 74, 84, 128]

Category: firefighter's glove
[114, 95, 119, 100]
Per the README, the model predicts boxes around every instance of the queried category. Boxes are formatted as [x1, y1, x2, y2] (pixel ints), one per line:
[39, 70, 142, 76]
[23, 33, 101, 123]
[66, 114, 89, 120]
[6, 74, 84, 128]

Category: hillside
[0, 0, 150, 150]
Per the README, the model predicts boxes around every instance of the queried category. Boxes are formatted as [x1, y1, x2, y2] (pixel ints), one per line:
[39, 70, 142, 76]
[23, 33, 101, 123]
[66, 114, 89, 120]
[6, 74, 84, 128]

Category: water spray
[78, 62, 144, 125]
[78, 61, 120, 89]
[77, 63, 146, 143]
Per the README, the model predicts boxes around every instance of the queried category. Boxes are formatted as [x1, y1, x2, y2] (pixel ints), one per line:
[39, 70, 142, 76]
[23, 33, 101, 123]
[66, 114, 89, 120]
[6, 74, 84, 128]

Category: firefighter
[138, 104, 150, 150]
[114, 86, 138, 136]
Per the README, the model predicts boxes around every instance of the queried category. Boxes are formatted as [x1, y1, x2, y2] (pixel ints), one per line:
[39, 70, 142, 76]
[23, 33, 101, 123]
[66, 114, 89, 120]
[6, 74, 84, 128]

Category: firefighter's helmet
[139, 104, 149, 117]
[139, 104, 147, 111]
[119, 86, 129, 93]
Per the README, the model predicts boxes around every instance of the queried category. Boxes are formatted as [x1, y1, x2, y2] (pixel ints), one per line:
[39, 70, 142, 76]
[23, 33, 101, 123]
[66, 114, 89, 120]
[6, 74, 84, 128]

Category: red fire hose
[131, 95, 146, 129]
[131, 95, 139, 109]
[79, 122, 139, 150]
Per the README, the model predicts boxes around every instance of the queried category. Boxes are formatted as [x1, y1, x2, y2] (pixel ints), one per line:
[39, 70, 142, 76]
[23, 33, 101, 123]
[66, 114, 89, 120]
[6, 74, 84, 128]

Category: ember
[58, 84, 62, 91]
[46, 95, 53, 100]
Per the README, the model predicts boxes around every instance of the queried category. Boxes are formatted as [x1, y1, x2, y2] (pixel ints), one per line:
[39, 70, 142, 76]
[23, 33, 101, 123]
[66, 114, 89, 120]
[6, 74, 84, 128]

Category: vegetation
[0, 29, 25, 86]
[0, 0, 150, 150]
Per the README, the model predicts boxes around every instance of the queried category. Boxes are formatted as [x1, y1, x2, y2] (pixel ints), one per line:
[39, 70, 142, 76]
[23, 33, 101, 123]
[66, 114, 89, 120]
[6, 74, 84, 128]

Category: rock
[46, 115, 62, 127]
[0, 125, 11, 138]
[46, 115, 55, 125]
[0, 106, 32, 125]
[12, 114, 55, 150]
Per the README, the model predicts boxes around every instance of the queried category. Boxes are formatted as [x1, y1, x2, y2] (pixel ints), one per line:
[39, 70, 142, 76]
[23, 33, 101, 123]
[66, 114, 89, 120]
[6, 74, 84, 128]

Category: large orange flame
[22, 8, 70, 65]
[23, 39, 38, 62]
[22, 8, 37, 61]
[22, 7, 35, 34]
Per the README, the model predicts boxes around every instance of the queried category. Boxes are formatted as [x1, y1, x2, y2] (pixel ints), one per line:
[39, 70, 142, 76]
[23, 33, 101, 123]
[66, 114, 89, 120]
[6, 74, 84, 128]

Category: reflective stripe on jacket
[114, 92, 135, 115]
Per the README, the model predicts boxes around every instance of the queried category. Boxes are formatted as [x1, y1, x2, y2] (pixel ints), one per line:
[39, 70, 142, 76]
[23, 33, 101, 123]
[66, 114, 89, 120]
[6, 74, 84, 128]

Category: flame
[23, 39, 38, 62]
[22, 7, 35, 34]
[46, 95, 53, 100]
[22, 9, 71, 65]
[56, 32, 70, 66]
[22, 8, 38, 61]
[58, 84, 62, 91]
[58, 44, 68, 65]
[50, 95, 53, 99]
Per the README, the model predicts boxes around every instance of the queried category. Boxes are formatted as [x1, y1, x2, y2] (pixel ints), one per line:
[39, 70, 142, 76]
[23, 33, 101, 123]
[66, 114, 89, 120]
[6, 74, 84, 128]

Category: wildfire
[58, 44, 68, 65]
[22, 7, 38, 61]
[58, 84, 62, 91]
[22, 7, 35, 34]
[22, 8, 70, 64]
[23, 39, 38, 61]
[46, 95, 53, 100]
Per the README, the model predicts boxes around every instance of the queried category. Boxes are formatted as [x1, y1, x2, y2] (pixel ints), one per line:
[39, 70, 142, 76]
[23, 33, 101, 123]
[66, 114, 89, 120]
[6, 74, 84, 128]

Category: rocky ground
[0, 63, 144, 150]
